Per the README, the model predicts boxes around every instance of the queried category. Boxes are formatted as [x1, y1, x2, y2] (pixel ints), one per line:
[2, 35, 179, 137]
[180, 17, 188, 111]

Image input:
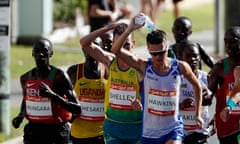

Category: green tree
[53, 0, 87, 23]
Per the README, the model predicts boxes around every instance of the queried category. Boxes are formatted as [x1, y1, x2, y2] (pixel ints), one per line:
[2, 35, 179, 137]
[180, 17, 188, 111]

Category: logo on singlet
[129, 70, 135, 77]
[181, 83, 187, 88]
[26, 83, 35, 87]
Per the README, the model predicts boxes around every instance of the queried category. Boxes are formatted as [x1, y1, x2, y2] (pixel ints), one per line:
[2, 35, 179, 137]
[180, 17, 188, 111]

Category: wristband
[227, 99, 236, 110]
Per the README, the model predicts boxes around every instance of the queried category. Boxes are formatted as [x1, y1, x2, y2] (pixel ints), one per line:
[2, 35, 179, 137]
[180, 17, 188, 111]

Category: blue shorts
[141, 126, 184, 144]
[103, 119, 142, 144]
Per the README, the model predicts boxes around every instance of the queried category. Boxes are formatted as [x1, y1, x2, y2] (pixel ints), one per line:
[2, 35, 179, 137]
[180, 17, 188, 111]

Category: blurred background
[0, 0, 240, 143]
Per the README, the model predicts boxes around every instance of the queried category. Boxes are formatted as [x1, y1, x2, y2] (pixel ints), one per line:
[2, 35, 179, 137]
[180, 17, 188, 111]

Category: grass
[0, 108, 27, 142]
[158, 3, 214, 33]
[0, 107, 27, 142]
[134, 3, 214, 46]
[0, 2, 214, 142]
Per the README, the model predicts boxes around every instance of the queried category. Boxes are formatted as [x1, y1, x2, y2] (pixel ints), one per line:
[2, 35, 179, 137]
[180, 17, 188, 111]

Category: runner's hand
[196, 115, 204, 129]
[220, 106, 231, 122]
[39, 82, 56, 98]
[12, 116, 23, 129]
[129, 98, 142, 111]
[180, 98, 194, 110]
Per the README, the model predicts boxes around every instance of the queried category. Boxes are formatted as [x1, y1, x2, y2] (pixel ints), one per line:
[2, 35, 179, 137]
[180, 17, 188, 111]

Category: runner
[111, 14, 203, 144]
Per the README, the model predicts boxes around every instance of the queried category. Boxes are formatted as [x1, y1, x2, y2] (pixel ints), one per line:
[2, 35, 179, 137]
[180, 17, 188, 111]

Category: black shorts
[183, 132, 209, 144]
[218, 132, 240, 144]
[23, 122, 70, 144]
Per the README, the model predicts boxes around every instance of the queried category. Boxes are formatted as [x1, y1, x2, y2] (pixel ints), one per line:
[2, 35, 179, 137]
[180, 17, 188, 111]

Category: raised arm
[80, 23, 118, 66]
[111, 14, 147, 78]
[179, 60, 204, 128]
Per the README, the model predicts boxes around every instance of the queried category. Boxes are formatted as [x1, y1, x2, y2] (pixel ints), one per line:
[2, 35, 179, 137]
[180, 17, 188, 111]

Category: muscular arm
[111, 15, 147, 79]
[80, 24, 118, 67]
[179, 61, 202, 118]
[47, 70, 81, 114]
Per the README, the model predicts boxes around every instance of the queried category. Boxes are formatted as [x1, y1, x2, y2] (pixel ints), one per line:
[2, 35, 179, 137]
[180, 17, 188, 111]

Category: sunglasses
[149, 49, 167, 56]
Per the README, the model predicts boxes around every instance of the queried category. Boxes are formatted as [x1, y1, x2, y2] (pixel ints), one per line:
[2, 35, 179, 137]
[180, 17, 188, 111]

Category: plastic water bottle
[134, 14, 157, 31]
[144, 16, 157, 30]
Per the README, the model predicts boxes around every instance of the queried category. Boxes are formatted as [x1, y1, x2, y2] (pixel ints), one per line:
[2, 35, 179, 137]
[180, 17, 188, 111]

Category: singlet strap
[48, 67, 57, 82]
[77, 64, 84, 79]
[147, 58, 152, 66]
[223, 58, 230, 74]
[100, 63, 106, 79]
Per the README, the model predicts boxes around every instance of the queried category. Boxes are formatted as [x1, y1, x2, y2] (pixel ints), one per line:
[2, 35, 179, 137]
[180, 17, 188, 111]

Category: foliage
[53, 0, 87, 23]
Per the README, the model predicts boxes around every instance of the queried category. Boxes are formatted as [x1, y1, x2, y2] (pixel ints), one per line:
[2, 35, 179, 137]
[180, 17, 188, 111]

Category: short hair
[146, 29, 168, 44]
[176, 40, 199, 61]
[225, 26, 240, 39]
[178, 40, 199, 57]
[113, 23, 128, 36]
[173, 16, 192, 29]
[113, 23, 134, 39]
[34, 38, 53, 51]
[32, 38, 53, 57]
